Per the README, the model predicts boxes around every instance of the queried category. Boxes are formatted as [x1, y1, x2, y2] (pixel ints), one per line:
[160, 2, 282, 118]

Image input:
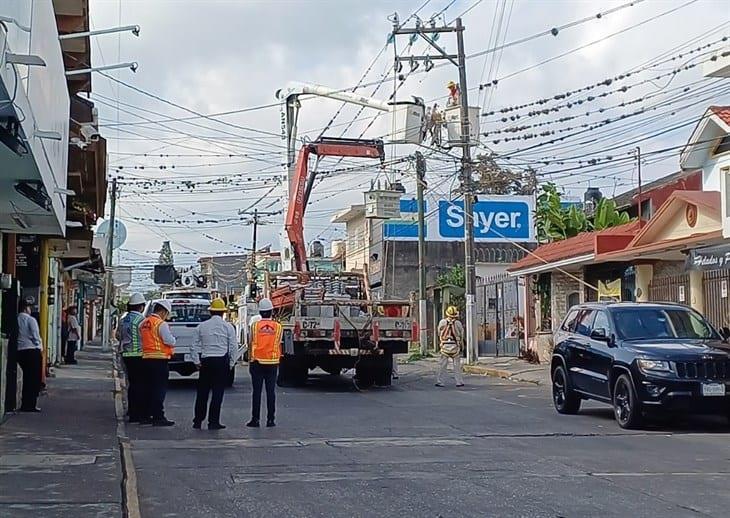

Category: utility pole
[248, 209, 259, 300]
[415, 151, 428, 355]
[455, 18, 477, 365]
[636, 146, 642, 219]
[392, 16, 477, 363]
[101, 178, 117, 353]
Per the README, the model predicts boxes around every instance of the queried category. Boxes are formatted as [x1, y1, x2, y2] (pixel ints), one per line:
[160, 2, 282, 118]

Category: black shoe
[246, 420, 260, 428]
[152, 418, 175, 427]
[209, 423, 226, 430]
[193, 422, 201, 429]
[19, 407, 41, 413]
[266, 421, 276, 428]
[138, 417, 153, 425]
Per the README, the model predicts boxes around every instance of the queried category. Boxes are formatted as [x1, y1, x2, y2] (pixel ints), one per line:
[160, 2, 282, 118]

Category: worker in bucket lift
[435, 306, 465, 387]
[447, 80, 460, 107]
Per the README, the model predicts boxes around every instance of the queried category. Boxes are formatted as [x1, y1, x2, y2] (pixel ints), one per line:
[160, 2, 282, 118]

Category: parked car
[551, 302, 730, 429]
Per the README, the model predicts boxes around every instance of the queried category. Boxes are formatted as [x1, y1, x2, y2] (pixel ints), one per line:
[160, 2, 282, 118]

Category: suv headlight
[637, 359, 673, 373]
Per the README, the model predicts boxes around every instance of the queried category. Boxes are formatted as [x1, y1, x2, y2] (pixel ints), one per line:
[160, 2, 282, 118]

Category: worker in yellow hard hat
[191, 298, 238, 430]
[436, 305, 465, 387]
[447, 80, 460, 107]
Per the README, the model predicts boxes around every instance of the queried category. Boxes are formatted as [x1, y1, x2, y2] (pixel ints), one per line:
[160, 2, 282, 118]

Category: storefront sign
[687, 244, 730, 270]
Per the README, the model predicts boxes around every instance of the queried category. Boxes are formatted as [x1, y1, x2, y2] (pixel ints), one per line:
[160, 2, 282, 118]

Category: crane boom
[285, 137, 384, 272]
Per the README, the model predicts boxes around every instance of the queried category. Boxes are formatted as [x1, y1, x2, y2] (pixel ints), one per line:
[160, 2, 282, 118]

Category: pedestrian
[60, 307, 68, 365]
[247, 298, 283, 428]
[17, 301, 43, 412]
[435, 306, 465, 387]
[191, 298, 238, 430]
[116, 293, 146, 423]
[65, 305, 81, 364]
[140, 299, 176, 426]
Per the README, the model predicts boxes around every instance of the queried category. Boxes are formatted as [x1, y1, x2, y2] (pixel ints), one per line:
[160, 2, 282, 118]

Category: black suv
[551, 302, 730, 429]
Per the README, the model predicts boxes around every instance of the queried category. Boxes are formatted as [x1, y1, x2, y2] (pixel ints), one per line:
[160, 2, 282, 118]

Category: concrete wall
[550, 270, 583, 331]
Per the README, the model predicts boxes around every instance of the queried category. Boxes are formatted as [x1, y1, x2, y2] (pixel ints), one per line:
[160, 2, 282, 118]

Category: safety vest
[120, 311, 144, 357]
[250, 319, 283, 365]
[140, 314, 174, 360]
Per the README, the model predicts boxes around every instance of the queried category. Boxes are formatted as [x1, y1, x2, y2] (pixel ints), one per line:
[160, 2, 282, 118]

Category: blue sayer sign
[383, 198, 426, 240]
[438, 197, 533, 242]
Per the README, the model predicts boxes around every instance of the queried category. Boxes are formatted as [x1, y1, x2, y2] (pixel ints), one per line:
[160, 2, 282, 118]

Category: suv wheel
[613, 374, 642, 429]
[552, 365, 581, 414]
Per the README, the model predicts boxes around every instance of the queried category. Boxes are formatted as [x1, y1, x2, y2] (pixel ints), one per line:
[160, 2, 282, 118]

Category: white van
[145, 297, 239, 386]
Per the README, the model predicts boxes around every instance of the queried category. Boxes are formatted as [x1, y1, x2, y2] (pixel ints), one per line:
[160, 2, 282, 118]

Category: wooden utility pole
[415, 152, 427, 355]
[101, 178, 117, 352]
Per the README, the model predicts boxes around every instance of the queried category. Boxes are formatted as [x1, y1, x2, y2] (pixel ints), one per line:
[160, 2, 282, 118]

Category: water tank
[309, 240, 325, 258]
[584, 187, 603, 214]
[331, 240, 346, 257]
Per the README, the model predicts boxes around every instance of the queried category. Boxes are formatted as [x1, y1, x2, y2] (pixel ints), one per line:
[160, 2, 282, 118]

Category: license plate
[701, 383, 726, 396]
[184, 353, 193, 363]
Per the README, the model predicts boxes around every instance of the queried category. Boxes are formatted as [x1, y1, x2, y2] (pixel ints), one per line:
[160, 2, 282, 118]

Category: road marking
[0, 454, 98, 467]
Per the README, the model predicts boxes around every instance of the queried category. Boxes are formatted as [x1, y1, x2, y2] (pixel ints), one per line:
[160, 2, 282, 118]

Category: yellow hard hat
[447, 80, 457, 88]
[445, 306, 459, 318]
[209, 298, 227, 312]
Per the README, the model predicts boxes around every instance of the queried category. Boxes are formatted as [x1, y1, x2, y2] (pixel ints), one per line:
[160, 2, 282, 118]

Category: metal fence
[703, 269, 730, 331]
[648, 274, 690, 305]
[475, 274, 522, 357]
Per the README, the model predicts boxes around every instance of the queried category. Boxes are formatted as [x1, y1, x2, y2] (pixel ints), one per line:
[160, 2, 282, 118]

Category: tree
[592, 198, 630, 230]
[535, 183, 589, 243]
[158, 241, 174, 265]
[473, 153, 536, 195]
[436, 264, 465, 316]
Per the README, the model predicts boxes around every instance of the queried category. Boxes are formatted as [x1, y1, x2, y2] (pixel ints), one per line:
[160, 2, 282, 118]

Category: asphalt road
[127, 362, 730, 518]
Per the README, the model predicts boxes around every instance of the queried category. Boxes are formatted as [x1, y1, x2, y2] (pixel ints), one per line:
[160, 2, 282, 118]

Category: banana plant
[592, 198, 631, 230]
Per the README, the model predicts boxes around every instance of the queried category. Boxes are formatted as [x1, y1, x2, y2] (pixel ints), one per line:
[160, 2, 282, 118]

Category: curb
[463, 364, 545, 385]
[112, 354, 141, 518]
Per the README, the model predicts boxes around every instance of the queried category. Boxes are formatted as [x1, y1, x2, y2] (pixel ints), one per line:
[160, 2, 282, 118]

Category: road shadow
[578, 406, 730, 433]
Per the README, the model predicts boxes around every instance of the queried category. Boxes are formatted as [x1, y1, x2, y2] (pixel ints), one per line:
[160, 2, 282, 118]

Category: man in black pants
[192, 298, 238, 430]
[139, 299, 176, 426]
[247, 298, 283, 428]
[16, 301, 43, 412]
[116, 293, 146, 422]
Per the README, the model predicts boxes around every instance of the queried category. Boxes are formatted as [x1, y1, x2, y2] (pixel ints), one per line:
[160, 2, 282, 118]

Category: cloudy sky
[87, 0, 730, 288]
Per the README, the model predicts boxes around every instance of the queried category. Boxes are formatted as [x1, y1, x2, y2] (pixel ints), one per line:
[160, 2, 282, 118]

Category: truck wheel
[354, 363, 375, 391]
[225, 367, 235, 387]
[277, 357, 307, 387]
[374, 354, 393, 387]
[323, 367, 342, 376]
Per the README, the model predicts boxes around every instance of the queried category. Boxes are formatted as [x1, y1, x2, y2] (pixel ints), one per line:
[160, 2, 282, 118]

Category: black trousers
[65, 340, 78, 363]
[250, 362, 277, 423]
[17, 348, 42, 410]
[123, 356, 145, 421]
[194, 355, 229, 426]
[143, 359, 169, 420]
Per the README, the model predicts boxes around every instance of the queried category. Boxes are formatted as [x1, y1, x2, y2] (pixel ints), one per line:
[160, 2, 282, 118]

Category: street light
[65, 62, 138, 76]
[59, 25, 140, 40]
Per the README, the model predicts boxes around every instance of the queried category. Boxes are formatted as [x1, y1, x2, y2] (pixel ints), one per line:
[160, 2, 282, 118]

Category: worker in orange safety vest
[140, 299, 176, 426]
[246, 298, 283, 428]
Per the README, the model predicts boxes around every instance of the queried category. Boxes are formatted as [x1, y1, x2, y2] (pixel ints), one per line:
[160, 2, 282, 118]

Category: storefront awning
[687, 243, 730, 270]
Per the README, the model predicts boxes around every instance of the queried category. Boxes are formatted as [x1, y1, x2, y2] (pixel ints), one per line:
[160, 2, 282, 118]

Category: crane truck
[268, 137, 416, 389]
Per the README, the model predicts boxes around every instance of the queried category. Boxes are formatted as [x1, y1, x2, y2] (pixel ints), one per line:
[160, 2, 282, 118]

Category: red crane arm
[284, 138, 384, 272]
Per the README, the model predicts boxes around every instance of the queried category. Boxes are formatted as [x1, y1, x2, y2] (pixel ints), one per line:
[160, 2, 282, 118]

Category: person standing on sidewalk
[435, 306, 465, 388]
[65, 306, 81, 365]
[247, 298, 283, 428]
[140, 299, 176, 427]
[191, 298, 238, 430]
[116, 293, 146, 423]
[17, 301, 43, 412]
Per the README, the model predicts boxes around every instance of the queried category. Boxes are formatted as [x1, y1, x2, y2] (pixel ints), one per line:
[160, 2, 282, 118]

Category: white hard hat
[258, 298, 274, 312]
[154, 299, 172, 313]
[128, 292, 146, 306]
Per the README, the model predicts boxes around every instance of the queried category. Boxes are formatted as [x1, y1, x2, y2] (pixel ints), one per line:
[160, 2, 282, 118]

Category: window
[561, 309, 580, 331]
[567, 292, 580, 309]
[592, 311, 610, 333]
[575, 310, 596, 337]
[168, 304, 210, 323]
[612, 307, 717, 340]
[715, 135, 730, 156]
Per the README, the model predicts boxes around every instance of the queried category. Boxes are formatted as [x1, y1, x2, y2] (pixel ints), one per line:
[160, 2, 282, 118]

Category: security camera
[80, 124, 100, 143]
[132, 25, 141, 37]
[130, 62, 138, 73]
[70, 137, 88, 150]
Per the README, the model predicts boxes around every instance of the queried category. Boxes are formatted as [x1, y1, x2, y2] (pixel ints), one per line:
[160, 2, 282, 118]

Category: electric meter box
[445, 105, 480, 146]
[388, 100, 425, 145]
[364, 190, 402, 219]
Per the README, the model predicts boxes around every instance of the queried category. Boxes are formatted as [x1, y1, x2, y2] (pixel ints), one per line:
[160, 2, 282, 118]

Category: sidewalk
[0, 342, 124, 518]
[409, 353, 551, 385]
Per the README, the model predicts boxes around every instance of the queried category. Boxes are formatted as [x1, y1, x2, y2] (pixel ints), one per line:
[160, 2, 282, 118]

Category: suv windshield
[613, 307, 717, 341]
[168, 304, 210, 323]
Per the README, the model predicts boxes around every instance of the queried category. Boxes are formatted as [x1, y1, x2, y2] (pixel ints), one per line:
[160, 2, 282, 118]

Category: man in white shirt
[65, 305, 81, 365]
[191, 298, 238, 430]
[17, 301, 43, 412]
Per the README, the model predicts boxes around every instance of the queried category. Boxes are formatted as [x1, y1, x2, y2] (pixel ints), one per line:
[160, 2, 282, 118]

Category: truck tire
[354, 362, 375, 390]
[277, 356, 308, 387]
[374, 354, 393, 387]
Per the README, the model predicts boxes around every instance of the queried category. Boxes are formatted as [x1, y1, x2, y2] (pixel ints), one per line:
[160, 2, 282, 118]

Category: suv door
[568, 309, 596, 393]
[581, 310, 613, 399]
